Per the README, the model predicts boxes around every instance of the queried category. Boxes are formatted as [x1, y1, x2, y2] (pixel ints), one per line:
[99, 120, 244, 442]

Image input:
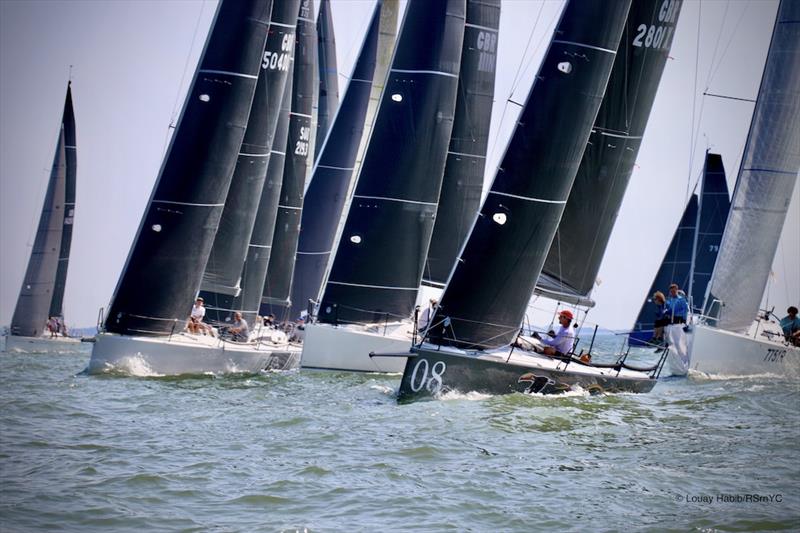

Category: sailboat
[395, 0, 679, 401]
[288, 0, 398, 334]
[301, 0, 496, 373]
[628, 152, 730, 352]
[682, 0, 800, 376]
[5, 81, 80, 353]
[88, 0, 280, 375]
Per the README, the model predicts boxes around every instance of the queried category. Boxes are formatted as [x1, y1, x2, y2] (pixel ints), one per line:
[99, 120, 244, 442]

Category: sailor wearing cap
[188, 296, 211, 335]
[534, 309, 575, 357]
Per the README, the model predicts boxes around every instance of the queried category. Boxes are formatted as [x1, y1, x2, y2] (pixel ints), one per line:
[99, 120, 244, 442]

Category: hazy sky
[1, 0, 797, 330]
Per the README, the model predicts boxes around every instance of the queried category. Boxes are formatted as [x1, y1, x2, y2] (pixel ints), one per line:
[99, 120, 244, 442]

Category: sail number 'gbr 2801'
[633, 0, 680, 50]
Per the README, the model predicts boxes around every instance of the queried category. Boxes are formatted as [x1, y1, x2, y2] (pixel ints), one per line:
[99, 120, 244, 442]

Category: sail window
[557, 62, 572, 74]
[350, 235, 362, 244]
[199, 94, 211, 102]
[492, 213, 507, 225]
[151, 224, 162, 232]
[391, 93, 403, 102]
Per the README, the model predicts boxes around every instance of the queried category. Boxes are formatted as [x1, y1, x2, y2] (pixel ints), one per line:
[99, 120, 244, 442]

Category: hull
[2, 334, 85, 354]
[300, 322, 412, 373]
[688, 323, 800, 377]
[88, 331, 300, 376]
[398, 345, 657, 402]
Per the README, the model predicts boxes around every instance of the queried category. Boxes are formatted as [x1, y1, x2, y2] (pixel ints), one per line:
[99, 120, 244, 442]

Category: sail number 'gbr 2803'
[633, 0, 680, 51]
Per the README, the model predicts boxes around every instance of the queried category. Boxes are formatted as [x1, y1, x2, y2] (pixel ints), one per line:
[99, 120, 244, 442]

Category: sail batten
[705, 0, 800, 332]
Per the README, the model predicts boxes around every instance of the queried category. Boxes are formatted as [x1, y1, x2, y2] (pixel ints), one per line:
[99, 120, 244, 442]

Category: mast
[288, 0, 397, 320]
[314, 0, 339, 160]
[10, 82, 76, 337]
[199, 0, 298, 323]
[422, 0, 500, 289]
[105, 0, 273, 336]
[538, 0, 683, 306]
[261, 0, 316, 320]
[704, 0, 800, 331]
[317, 0, 467, 326]
[428, 0, 632, 350]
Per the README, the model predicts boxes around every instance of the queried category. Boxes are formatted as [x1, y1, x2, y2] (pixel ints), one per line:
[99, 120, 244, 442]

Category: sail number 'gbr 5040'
[633, 0, 680, 50]
[263, 34, 295, 71]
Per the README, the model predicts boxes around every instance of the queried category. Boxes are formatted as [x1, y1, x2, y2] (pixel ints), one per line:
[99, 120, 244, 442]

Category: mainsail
[199, 0, 298, 323]
[538, 0, 682, 306]
[428, 0, 631, 350]
[261, 0, 317, 319]
[289, 0, 397, 320]
[629, 152, 729, 345]
[704, 0, 800, 332]
[11, 82, 77, 337]
[422, 0, 500, 288]
[105, 0, 272, 336]
[317, 0, 466, 326]
[315, 0, 339, 159]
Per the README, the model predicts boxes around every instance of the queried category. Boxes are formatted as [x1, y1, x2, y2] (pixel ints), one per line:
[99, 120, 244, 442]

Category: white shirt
[419, 305, 436, 331]
[191, 304, 206, 320]
[541, 325, 574, 354]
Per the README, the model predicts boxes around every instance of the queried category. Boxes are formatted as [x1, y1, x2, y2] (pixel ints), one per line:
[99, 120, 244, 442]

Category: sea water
[1, 337, 798, 532]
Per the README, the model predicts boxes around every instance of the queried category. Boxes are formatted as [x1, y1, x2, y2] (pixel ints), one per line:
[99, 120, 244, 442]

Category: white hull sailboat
[2, 334, 83, 354]
[89, 330, 299, 376]
[687, 322, 800, 377]
[301, 321, 410, 373]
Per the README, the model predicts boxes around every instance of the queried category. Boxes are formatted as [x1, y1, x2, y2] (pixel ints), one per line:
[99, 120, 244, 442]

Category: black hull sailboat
[8, 81, 77, 345]
[396, 0, 653, 401]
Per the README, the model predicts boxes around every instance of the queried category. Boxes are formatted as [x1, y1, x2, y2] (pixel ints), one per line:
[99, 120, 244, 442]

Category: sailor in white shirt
[534, 309, 575, 357]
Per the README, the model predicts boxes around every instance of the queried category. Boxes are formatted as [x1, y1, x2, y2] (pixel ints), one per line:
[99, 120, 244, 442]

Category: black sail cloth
[423, 0, 500, 288]
[11, 83, 76, 337]
[289, 1, 391, 321]
[539, 0, 683, 303]
[318, 0, 466, 326]
[261, 0, 317, 319]
[427, 0, 632, 350]
[200, 0, 299, 323]
[315, 0, 339, 159]
[105, 0, 273, 336]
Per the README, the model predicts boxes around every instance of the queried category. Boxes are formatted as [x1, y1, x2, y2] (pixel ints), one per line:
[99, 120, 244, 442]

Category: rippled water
[1, 339, 798, 532]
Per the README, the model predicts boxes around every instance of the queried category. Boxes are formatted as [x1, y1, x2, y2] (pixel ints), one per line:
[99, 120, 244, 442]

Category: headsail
[289, 0, 397, 320]
[314, 0, 339, 160]
[11, 82, 76, 337]
[704, 0, 800, 332]
[261, 0, 317, 319]
[199, 0, 298, 323]
[422, 0, 500, 289]
[538, 0, 682, 306]
[428, 0, 631, 350]
[105, 0, 273, 336]
[317, 0, 466, 326]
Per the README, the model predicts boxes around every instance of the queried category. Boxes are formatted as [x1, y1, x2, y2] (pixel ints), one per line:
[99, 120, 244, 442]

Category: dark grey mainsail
[704, 0, 800, 332]
[261, 0, 316, 319]
[105, 0, 273, 336]
[427, 0, 631, 350]
[422, 0, 500, 288]
[237, 61, 295, 326]
[315, 0, 339, 159]
[317, 0, 466, 326]
[11, 82, 76, 337]
[538, 0, 682, 306]
[288, 1, 395, 320]
[200, 0, 299, 323]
